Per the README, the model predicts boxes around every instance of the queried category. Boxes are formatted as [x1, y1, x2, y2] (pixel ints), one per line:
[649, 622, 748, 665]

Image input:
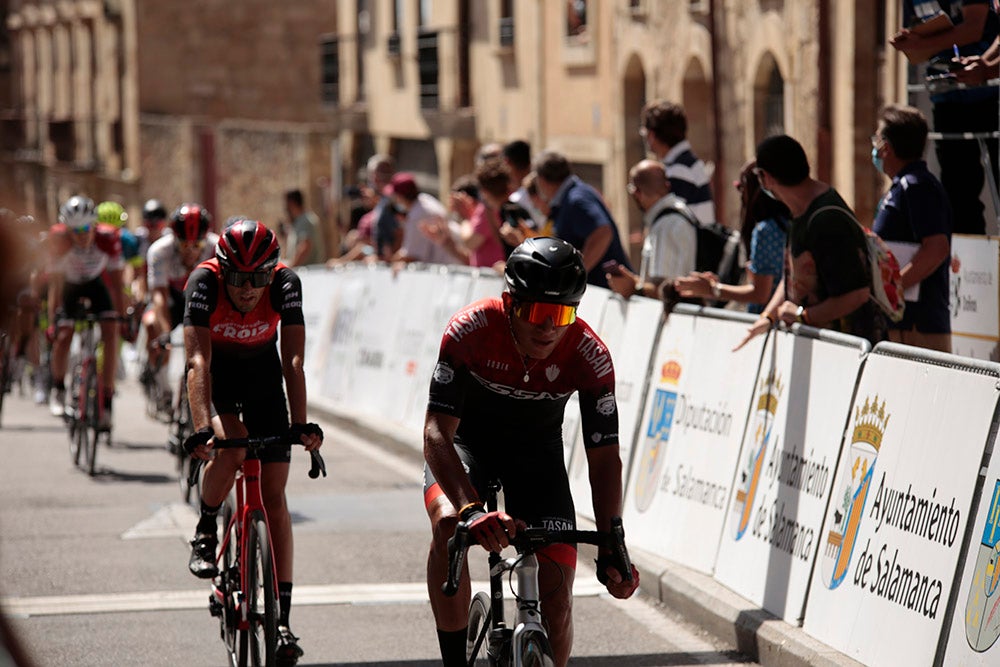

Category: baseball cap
[384, 172, 419, 200]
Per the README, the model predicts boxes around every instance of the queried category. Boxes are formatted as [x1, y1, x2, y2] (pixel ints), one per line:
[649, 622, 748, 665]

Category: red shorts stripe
[539, 543, 578, 569]
[424, 482, 446, 509]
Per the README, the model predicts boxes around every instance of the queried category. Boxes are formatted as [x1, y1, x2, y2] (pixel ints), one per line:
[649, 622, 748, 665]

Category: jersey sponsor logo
[470, 371, 572, 400]
[188, 301, 210, 311]
[535, 517, 574, 532]
[485, 359, 510, 372]
[445, 308, 488, 342]
[284, 300, 303, 309]
[433, 362, 455, 384]
[545, 364, 560, 382]
[577, 332, 613, 379]
[211, 320, 271, 340]
[596, 394, 616, 416]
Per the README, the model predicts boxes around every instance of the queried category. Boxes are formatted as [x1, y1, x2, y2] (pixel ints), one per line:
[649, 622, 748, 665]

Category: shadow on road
[91, 468, 174, 484]
[316, 651, 751, 666]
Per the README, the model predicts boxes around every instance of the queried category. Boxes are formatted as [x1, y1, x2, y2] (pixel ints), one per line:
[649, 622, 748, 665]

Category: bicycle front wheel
[83, 361, 99, 476]
[518, 630, 555, 667]
[239, 511, 277, 667]
[467, 591, 493, 665]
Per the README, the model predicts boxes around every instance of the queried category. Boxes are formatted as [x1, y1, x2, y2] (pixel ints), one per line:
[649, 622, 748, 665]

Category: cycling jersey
[147, 231, 220, 293]
[48, 223, 124, 284]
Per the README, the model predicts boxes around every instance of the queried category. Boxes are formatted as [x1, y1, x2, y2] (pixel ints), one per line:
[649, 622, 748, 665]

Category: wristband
[710, 281, 722, 299]
[458, 502, 485, 521]
[633, 281, 643, 298]
[763, 311, 776, 324]
[795, 305, 805, 324]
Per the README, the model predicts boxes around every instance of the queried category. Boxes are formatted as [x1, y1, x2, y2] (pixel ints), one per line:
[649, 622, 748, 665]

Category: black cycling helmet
[142, 198, 167, 222]
[216, 217, 280, 273]
[170, 203, 212, 242]
[504, 237, 587, 305]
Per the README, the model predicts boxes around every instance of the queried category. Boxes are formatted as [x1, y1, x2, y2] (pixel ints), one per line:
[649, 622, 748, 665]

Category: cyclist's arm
[106, 268, 125, 315]
[424, 411, 481, 512]
[47, 272, 64, 325]
[279, 323, 308, 425]
[586, 444, 624, 534]
[151, 286, 171, 335]
[183, 324, 213, 432]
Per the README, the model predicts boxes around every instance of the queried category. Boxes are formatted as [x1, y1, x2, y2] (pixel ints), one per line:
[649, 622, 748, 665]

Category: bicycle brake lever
[610, 517, 634, 583]
[187, 458, 204, 490]
[308, 449, 326, 479]
[442, 523, 470, 597]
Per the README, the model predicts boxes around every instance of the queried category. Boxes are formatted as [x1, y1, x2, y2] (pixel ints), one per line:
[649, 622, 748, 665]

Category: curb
[311, 405, 863, 667]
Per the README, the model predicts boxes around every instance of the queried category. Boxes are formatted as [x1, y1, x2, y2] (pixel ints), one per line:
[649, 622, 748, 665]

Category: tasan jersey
[428, 297, 619, 458]
[48, 223, 125, 284]
[182, 258, 304, 357]
[147, 231, 220, 292]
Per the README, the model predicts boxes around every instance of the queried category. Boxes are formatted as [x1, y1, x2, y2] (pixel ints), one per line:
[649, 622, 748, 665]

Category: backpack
[656, 205, 744, 287]
[806, 205, 905, 323]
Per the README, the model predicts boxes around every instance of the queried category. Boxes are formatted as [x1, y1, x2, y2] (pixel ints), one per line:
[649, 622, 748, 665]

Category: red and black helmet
[216, 217, 280, 273]
[170, 203, 212, 242]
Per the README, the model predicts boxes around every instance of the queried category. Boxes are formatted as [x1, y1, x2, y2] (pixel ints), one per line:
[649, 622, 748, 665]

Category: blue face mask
[871, 146, 884, 174]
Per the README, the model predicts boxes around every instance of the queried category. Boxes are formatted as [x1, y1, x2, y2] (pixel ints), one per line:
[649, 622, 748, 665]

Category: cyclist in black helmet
[423, 237, 640, 667]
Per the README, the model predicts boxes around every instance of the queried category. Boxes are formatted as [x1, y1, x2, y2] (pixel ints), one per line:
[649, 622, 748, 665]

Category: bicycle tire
[239, 511, 277, 667]
[466, 591, 493, 665]
[84, 360, 99, 476]
[219, 499, 240, 666]
[67, 362, 83, 466]
[518, 630, 555, 667]
[175, 382, 195, 503]
[0, 333, 10, 428]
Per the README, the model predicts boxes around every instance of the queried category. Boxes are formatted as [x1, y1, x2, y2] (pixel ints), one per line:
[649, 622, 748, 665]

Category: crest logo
[433, 362, 455, 385]
[965, 479, 1000, 652]
[545, 364, 560, 382]
[732, 370, 783, 540]
[821, 395, 889, 589]
[596, 394, 616, 416]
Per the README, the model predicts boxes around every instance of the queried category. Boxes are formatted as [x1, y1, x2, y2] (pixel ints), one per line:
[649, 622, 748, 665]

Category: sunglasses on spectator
[513, 301, 577, 326]
[225, 270, 273, 288]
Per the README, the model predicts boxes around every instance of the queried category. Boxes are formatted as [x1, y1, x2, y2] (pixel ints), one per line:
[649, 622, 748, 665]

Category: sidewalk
[313, 406, 865, 667]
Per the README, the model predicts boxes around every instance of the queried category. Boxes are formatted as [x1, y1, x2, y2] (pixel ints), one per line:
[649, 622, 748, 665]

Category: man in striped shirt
[640, 100, 717, 226]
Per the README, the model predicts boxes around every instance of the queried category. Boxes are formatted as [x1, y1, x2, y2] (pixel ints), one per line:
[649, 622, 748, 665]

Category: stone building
[2, 1, 910, 264]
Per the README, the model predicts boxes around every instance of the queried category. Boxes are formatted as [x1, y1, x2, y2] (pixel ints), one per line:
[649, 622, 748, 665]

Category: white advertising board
[316, 267, 369, 412]
[569, 295, 662, 521]
[623, 311, 764, 573]
[950, 234, 999, 343]
[944, 427, 1000, 666]
[298, 267, 342, 392]
[803, 348, 1000, 667]
[714, 328, 867, 623]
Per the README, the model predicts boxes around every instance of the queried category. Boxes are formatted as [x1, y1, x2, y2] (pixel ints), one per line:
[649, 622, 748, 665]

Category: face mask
[871, 146, 884, 174]
[760, 185, 779, 201]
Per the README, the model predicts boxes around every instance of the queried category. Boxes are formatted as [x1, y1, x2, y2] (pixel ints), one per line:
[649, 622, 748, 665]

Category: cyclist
[133, 199, 170, 303]
[423, 237, 640, 667]
[140, 203, 217, 406]
[47, 196, 125, 429]
[182, 217, 323, 667]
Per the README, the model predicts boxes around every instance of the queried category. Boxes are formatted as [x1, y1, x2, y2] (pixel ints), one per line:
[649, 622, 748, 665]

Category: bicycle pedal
[208, 591, 224, 618]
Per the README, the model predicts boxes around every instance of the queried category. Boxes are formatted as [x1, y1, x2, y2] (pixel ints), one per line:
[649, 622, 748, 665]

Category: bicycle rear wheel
[83, 361, 99, 476]
[238, 511, 277, 667]
[518, 630, 555, 667]
[466, 591, 493, 665]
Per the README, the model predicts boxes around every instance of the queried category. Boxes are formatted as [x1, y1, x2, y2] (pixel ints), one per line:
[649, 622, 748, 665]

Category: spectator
[474, 142, 503, 166]
[736, 135, 888, 348]
[284, 189, 325, 266]
[640, 100, 717, 225]
[871, 105, 953, 353]
[533, 149, 632, 288]
[955, 35, 1000, 83]
[606, 159, 696, 300]
[675, 161, 789, 313]
[890, 0, 999, 234]
[386, 173, 462, 266]
[366, 154, 402, 261]
[502, 139, 546, 228]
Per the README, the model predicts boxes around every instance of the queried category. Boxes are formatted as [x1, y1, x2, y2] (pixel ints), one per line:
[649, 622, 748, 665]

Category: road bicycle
[66, 308, 110, 476]
[187, 434, 326, 667]
[139, 337, 173, 423]
[444, 480, 634, 667]
[167, 362, 198, 504]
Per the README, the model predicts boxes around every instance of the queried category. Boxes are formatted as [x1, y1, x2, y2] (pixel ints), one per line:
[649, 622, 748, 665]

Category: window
[389, 0, 403, 56]
[356, 0, 368, 102]
[499, 0, 514, 48]
[566, 0, 588, 41]
[320, 36, 339, 104]
[417, 30, 439, 110]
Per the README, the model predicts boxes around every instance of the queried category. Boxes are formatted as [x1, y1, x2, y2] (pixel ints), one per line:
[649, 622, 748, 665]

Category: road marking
[2, 580, 608, 617]
[121, 502, 198, 540]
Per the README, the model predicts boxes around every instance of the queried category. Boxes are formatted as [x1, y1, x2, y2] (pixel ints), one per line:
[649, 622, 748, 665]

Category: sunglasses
[72, 225, 92, 234]
[513, 301, 577, 327]
[225, 270, 273, 288]
[179, 240, 206, 251]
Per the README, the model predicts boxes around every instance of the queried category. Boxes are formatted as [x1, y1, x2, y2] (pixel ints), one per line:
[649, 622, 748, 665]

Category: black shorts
[422, 439, 576, 532]
[58, 277, 116, 324]
[211, 346, 291, 464]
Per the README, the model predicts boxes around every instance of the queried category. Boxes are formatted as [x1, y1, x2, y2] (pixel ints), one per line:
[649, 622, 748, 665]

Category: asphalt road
[0, 367, 754, 667]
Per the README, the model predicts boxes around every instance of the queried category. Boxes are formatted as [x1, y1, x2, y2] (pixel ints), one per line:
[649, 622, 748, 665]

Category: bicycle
[168, 363, 198, 505]
[443, 480, 634, 667]
[140, 336, 172, 423]
[65, 307, 109, 476]
[187, 434, 326, 667]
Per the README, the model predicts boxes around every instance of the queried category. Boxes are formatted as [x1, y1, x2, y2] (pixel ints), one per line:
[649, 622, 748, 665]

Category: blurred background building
[0, 1, 927, 265]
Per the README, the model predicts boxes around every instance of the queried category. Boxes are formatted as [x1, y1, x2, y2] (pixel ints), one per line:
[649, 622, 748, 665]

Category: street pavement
[0, 369, 755, 667]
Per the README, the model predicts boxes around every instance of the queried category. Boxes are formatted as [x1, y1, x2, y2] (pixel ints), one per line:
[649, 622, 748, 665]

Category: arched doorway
[753, 53, 785, 146]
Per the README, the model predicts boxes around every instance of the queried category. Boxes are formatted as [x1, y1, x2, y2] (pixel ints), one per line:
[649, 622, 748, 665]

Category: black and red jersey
[428, 297, 619, 457]
[182, 258, 304, 358]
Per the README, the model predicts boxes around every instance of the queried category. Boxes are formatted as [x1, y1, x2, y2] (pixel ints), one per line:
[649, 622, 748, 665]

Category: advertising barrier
[713, 326, 869, 623]
[623, 306, 763, 573]
[803, 344, 1000, 667]
[950, 234, 1000, 361]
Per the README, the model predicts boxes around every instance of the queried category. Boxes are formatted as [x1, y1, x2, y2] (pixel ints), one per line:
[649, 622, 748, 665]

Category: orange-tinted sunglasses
[513, 301, 577, 326]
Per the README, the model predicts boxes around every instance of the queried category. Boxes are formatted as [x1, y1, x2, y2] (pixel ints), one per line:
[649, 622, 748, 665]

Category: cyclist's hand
[289, 422, 323, 451]
[183, 426, 215, 460]
[154, 333, 171, 350]
[461, 506, 516, 553]
[45, 324, 57, 344]
[595, 555, 640, 599]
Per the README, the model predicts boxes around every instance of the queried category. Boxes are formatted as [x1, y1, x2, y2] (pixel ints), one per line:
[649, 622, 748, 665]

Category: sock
[437, 628, 468, 667]
[278, 581, 293, 627]
[53, 380, 65, 392]
[196, 501, 221, 535]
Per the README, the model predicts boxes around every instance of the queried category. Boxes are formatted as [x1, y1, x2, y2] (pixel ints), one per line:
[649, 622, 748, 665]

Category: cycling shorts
[210, 346, 291, 464]
[423, 439, 578, 568]
[57, 277, 117, 324]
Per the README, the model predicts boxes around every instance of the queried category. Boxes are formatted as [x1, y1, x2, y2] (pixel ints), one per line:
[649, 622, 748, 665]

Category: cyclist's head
[504, 237, 587, 308]
[216, 217, 280, 275]
[96, 201, 127, 228]
[170, 203, 212, 243]
[142, 199, 168, 225]
[59, 196, 97, 232]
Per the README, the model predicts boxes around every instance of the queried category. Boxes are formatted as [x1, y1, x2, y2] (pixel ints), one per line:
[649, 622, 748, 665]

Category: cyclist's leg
[502, 450, 578, 666]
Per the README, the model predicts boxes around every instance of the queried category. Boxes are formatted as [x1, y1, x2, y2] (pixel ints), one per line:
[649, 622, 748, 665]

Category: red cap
[384, 172, 419, 200]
